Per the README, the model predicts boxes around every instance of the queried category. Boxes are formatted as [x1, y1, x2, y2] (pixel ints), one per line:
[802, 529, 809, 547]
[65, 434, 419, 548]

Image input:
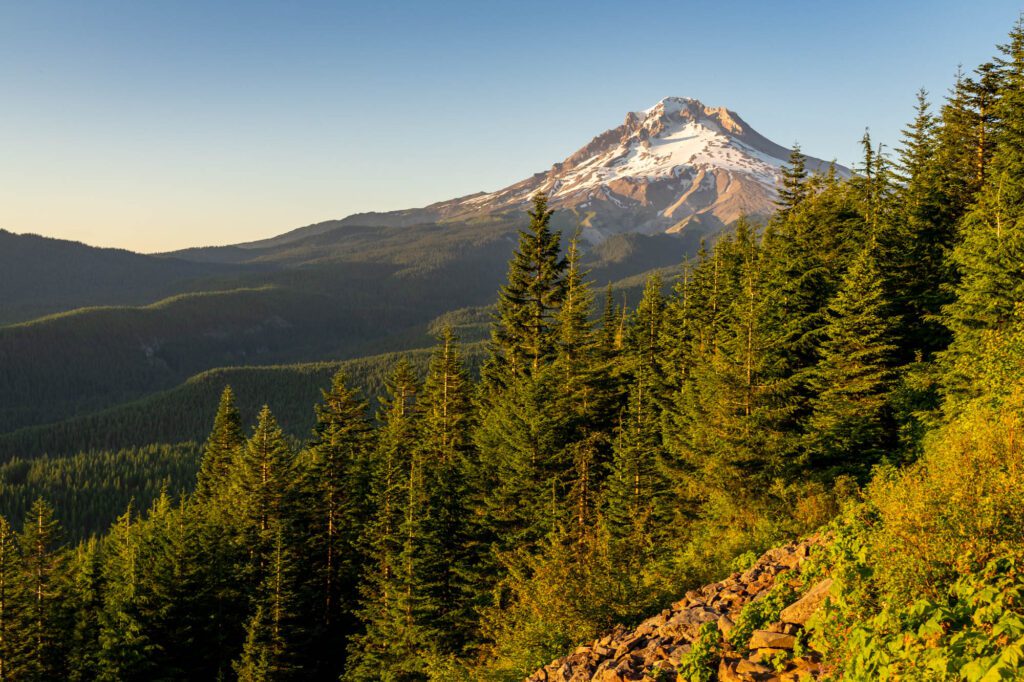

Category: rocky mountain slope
[529, 537, 833, 681]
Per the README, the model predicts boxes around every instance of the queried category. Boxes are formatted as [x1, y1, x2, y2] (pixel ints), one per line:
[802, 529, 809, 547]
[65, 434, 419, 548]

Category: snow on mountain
[328, 97, 844, 245]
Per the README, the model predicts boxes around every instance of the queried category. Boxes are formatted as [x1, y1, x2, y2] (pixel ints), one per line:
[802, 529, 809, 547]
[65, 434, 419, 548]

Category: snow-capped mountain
[248, 97, 844, 252]
[332, 97, 843, 243]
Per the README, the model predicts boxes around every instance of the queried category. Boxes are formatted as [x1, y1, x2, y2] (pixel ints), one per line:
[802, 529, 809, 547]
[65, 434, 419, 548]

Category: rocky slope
[528, 537, 834, 681]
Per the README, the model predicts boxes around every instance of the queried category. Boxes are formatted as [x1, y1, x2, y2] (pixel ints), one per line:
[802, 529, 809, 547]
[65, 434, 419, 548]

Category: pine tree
[195, 386, 245, 501]
[234, 530, 298, 681]
[553, 232, 618, 460]
[189, 494, 250, 680]
[483, 193, 567, 386]
[942, 19, 1024, 405]
[64, 538, 103, 682]
[554, 231, 598, 419]
[806, 245, 898, 474]
[776, 143, 810, 214]
[602, 384, 670, 546]
[603, 273, 671, 544]
[936, 67, 994, 220]
[300, 370, 372, 674]
[347, 360, 419, 681]
[97, 505, 151, 681]
[414, 329, 476, 651]
[855, 130, 895, 235]
[18, 499, 65, 680]
[233, 407, 294, 561]
[669, 224, 793, 498]
[0, 516, 23, 682]
[879, 89, 955, 360]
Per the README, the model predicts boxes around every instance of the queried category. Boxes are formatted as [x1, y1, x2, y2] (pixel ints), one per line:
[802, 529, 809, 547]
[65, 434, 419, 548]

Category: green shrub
[675, 622, 722, 682]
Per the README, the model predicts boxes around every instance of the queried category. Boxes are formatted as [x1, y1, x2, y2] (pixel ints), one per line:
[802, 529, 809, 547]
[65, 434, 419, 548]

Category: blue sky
[0, 0, 1019, 252]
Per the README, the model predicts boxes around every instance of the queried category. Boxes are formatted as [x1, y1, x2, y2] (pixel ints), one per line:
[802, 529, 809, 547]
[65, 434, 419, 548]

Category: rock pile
[526, 537, 833, 681]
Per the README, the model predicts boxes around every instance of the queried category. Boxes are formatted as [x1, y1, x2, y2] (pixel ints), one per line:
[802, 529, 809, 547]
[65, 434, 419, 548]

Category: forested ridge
[1, 21, 1023, 681]
[0, 347, 486, 462]
[0, 216, 674, 436]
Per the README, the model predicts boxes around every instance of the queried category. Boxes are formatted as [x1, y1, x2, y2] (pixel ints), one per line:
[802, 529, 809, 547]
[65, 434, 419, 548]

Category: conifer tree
[195, 386, 245, 501]
[776, 144, 810, 214]
[624, 274, 666, 401]
[65, 538, 102, 682]
[188, 491, 250, 679]
[483, 193, 567, 387]
[233, 407, 294, 561]
[234, 529, 297, 681]
[346, 360, 419, 681]
[18, 499, 65, 681]
[936, 68, 994, 220]
[599, 283, 619, 355]
[97, 505, 150, 681]
[942, 20, 1024, 405]
[806, 245, 898, 474]
[0, 516, 23, 682]
[670, 224, 793, 497]
[602, 386, 670, 546]
[554, 232, 619, 454]
[604, 273, 671, 543]
[879, 90, 955, 360]
[300, 369, 372, 672]
[554, 232, 598, 417]
[414, 329, 476, 649]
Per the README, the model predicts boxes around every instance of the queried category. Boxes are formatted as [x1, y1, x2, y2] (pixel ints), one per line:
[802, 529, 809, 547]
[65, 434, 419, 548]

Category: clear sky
[1, 1, 1020, 253]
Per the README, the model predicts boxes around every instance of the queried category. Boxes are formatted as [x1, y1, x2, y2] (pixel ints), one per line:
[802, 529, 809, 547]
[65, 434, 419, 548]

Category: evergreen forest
[1, 20, 1024, 682]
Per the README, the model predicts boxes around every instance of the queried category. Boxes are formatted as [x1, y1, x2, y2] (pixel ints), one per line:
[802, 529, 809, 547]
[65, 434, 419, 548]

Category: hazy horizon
[2, 0, 1019, 253]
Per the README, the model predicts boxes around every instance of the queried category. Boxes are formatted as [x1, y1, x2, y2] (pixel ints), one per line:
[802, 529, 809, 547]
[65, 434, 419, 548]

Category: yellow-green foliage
[726, 582, 797, 653]
[474, 530, 668, 682]
[675, 622, 722, 682]
[808, 393, 1024, 679]
[867, 394, 1024, 603]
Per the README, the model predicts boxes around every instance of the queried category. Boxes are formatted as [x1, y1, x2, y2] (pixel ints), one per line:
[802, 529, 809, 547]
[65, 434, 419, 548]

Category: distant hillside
[0, 215, 683, 435]
[0, 230, 248, 324]
[0, 345, 485, 460]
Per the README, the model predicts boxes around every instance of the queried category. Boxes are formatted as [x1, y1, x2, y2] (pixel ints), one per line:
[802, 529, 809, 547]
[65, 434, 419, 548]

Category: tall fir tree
[18, 499, 65, 681]
[195, 386, 246, 501]
[604, 273, 671, 544]
[346, 360, 420, 681]
[879, 89, 956, 360]
[483, 192, 567, 388]
[234, 529, 298, 681]
[232, 407, 295, 563]
[941, 19, 1024, 406]
[0, 516, 23, 682]
[414, 329, 476, 651]
[300, 369, 372, 676]
[776, 143, 810, 214]
[805, 245, 899, 475]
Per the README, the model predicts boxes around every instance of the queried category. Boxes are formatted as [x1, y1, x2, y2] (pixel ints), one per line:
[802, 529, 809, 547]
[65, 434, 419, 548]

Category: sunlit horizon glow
[1, 0, 1018, 253]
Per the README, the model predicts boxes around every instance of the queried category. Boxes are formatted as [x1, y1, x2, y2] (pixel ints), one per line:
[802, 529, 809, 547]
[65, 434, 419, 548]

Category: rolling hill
[0, 345, 487, 461]
[0, 229, 256, 325]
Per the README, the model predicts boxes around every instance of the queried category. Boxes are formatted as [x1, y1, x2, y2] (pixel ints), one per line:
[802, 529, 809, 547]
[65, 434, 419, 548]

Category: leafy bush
[675, 622, 722, 682]
[726, 582, 797, 653]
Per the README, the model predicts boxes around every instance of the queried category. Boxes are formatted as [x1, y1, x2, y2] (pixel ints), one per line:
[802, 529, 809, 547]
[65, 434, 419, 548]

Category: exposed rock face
[526, 538, 833, 682]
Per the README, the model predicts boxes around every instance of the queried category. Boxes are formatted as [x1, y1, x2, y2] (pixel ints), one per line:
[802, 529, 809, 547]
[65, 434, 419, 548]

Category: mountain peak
[630, 97, 748, 138]
[337, 98, 846, 244]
